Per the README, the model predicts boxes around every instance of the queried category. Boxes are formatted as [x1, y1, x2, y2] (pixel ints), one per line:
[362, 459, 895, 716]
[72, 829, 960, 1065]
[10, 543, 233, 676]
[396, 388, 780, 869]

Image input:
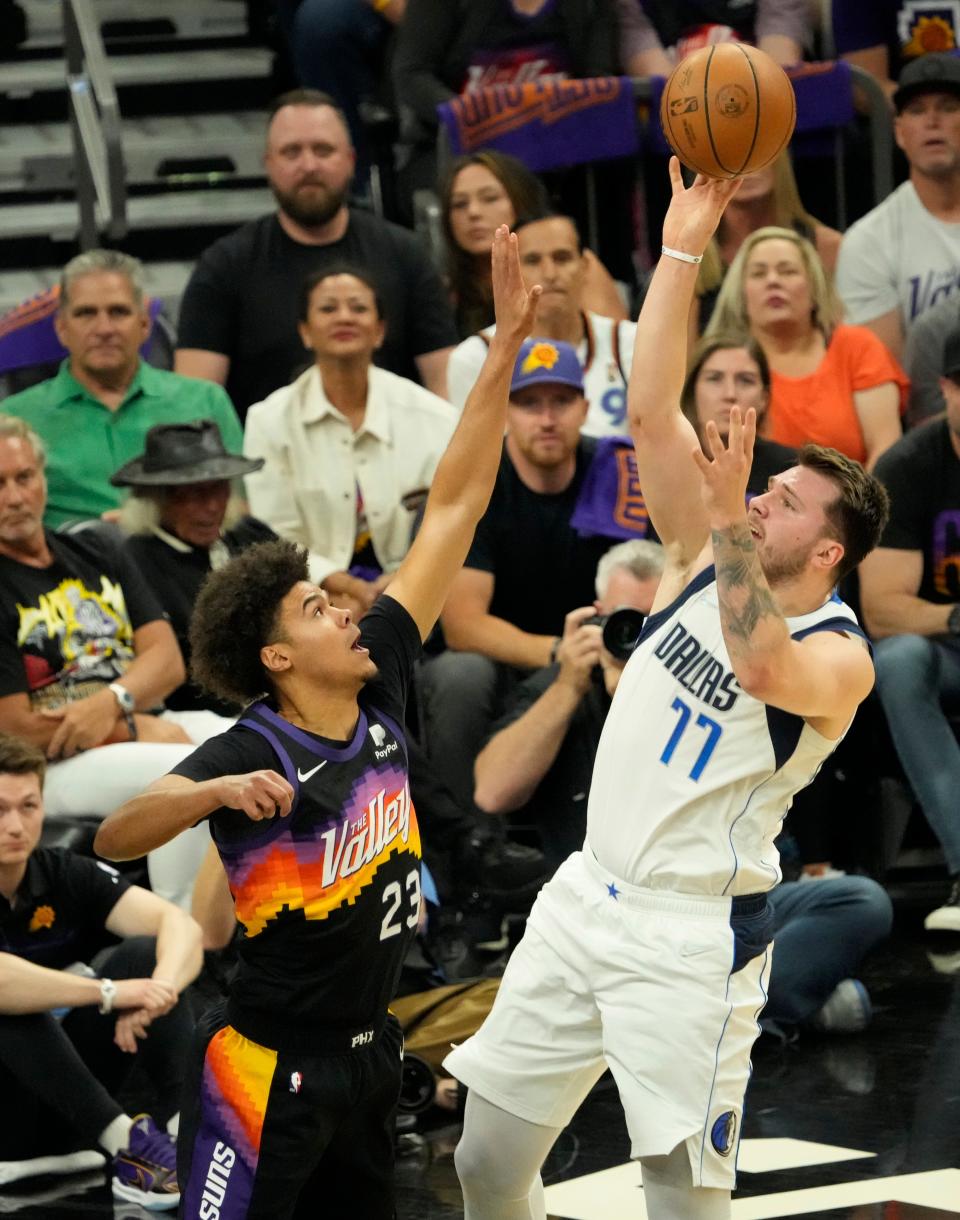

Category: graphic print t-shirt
[171, 595, 423, 1039]
[0, 531, 165, 710]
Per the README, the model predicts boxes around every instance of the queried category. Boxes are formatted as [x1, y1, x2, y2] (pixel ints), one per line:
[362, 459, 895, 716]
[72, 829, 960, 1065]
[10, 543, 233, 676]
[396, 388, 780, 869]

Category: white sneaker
[812, 978, 872, 1033]
[924, 877, 960, 932]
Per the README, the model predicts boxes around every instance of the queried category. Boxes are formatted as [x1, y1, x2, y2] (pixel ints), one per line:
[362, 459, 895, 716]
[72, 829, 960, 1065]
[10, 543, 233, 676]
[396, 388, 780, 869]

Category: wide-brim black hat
[110, 419, 265, 487]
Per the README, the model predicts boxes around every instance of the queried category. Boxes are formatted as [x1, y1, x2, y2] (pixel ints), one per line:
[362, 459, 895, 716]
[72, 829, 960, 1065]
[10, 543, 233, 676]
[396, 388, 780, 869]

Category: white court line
[544, 1142, 960, 1220]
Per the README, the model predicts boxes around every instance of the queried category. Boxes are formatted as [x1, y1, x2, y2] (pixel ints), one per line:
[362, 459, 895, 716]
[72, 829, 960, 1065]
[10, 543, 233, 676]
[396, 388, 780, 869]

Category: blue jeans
[873, 633, 960, 873]
[277, 0, 387, 183]
[763, 876, 893, 1028]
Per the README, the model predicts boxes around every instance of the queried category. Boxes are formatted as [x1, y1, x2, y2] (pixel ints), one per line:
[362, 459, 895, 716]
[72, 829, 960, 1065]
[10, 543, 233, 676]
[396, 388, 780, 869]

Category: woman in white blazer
[244, 264, 456, 615]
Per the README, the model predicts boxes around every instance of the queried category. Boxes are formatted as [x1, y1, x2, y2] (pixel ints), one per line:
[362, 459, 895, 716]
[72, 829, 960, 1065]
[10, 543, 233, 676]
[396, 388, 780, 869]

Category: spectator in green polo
[0, 250, 243, 529]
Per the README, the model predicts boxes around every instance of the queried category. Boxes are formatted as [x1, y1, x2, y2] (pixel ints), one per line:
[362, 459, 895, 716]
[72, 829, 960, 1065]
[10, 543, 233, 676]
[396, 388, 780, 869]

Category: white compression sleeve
[454, 1091, 561, 1220]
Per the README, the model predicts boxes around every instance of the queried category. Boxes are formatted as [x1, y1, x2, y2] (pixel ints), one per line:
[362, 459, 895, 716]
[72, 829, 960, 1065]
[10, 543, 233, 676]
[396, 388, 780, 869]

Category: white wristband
[661, 244, 703, 265]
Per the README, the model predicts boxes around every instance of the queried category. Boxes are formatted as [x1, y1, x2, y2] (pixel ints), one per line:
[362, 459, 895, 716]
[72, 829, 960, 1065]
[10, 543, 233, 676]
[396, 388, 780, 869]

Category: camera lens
[602, 607, 646, 661]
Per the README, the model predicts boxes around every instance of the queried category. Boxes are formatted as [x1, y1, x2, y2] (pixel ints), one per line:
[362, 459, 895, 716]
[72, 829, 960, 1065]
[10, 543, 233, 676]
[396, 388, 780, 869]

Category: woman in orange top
[705, 225, 908, 470]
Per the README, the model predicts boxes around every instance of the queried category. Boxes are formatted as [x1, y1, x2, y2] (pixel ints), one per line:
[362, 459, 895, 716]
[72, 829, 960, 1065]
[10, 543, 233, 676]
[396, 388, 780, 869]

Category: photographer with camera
[475, 540, 662, 870]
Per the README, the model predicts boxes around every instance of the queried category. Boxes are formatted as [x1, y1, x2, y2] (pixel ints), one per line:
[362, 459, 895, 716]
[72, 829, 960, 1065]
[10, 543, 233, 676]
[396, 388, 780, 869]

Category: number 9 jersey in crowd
[587, 564, 867, 897]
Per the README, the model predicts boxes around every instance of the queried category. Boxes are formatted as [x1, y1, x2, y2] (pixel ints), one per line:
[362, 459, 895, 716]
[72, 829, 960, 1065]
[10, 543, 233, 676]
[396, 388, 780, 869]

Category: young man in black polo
[94, 227, 539, 1219]
[0, 733, 202, 1208]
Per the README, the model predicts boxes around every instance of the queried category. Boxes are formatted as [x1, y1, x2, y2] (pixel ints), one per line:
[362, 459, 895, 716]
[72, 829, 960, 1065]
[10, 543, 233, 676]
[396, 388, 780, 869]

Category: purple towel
[438, 76, 639, 173]
[571, 436, 652, 541]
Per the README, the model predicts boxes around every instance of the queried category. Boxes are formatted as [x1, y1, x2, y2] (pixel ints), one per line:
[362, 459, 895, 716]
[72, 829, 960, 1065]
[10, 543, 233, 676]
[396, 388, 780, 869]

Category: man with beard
[419, 337, 613, 810]
[175, 89, 457, 418]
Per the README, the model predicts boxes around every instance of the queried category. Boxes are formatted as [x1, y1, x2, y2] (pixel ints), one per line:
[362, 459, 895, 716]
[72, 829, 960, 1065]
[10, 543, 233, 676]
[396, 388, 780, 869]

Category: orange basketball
[659, 43, 797, 179]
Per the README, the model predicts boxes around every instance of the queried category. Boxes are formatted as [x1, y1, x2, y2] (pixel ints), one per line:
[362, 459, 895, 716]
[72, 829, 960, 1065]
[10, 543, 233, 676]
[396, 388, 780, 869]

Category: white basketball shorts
[444, 849, 772, 1189]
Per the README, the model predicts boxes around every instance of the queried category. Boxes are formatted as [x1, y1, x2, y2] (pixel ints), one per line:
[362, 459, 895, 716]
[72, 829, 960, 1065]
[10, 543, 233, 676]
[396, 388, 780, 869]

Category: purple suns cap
[509, 338, 585, 396]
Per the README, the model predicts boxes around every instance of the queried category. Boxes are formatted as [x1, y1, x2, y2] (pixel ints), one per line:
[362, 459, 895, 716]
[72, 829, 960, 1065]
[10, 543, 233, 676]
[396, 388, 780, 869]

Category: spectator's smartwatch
[98, 977, 117, 1015]
[949, 605, 960, 636]
[108, 682, 137, 739]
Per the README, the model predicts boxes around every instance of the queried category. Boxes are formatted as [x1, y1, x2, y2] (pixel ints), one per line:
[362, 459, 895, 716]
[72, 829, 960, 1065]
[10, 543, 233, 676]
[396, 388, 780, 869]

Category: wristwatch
[98, 977, 117, 1015]
[108, 682, 137, 739]
[949, 605, 960, 636]
[108, 682, 135, 715]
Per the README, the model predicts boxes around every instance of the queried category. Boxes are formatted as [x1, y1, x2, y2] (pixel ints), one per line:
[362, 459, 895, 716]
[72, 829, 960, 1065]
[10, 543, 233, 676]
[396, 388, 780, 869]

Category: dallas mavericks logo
[711, 1110, 737, 1157]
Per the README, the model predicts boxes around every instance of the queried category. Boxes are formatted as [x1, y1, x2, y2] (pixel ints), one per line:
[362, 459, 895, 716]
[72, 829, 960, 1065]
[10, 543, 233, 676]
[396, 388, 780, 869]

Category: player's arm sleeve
[168, 728, 267, 785]
[176, 245, 238, 357]
[835, 225, 898, 326]
[359, 595, 423, 720]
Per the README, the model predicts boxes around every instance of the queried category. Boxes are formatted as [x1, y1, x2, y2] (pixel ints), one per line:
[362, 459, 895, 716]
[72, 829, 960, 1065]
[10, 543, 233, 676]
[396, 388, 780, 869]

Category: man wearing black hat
[837, 51, 960, 360]
[860, 324, 960, 933]
[114, 421, 277, 717]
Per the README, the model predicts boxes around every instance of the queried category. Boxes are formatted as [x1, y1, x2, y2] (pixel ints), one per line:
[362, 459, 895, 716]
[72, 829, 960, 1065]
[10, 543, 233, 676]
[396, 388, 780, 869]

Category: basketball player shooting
[94, 227, 539, 1220]
[444, 160, 891, 1220]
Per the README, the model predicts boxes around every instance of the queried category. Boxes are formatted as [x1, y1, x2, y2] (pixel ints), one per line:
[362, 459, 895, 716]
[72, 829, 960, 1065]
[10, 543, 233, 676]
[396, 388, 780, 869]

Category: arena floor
[3, 920, 959, 1219]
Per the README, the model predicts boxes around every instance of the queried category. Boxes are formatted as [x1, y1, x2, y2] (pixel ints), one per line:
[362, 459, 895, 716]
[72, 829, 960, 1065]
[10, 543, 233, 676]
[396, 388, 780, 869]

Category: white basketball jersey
[586, 566, 867, 896]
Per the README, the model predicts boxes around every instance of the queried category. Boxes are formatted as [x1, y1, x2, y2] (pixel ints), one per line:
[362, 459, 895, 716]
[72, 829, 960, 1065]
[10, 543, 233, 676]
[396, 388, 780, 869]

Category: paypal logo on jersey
[653, 622, 740, 712]
[369, 723, 399, 760]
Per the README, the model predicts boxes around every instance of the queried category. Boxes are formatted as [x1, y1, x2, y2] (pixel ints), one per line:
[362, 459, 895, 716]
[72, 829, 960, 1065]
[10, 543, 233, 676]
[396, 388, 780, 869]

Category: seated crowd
[5, 7, 960, 1208]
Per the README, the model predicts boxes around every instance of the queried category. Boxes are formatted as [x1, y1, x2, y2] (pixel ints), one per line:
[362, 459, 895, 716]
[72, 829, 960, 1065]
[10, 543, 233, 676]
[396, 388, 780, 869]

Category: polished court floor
[3, 910, 959, 1219]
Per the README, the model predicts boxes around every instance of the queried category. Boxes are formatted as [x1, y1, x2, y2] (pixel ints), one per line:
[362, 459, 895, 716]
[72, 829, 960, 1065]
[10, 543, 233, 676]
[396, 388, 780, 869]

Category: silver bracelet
[661, 244, 703, 265]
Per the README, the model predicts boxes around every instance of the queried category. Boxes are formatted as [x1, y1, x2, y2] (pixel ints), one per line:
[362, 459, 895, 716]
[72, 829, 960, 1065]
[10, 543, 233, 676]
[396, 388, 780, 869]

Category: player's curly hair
[189, 539, 309, 707]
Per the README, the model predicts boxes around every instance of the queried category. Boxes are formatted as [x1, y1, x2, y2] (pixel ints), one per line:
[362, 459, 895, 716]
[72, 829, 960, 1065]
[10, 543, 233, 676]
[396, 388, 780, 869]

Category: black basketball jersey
[171, 596, 422, 1046]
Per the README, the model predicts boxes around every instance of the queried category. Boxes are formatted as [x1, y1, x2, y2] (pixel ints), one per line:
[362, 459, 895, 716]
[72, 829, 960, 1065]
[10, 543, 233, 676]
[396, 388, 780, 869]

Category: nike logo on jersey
[297, 761, 328, 782]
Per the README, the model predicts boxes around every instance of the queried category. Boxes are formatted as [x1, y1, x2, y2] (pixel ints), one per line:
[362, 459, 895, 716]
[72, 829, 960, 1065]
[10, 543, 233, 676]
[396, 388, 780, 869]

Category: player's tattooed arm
[712, 523, 783, 645]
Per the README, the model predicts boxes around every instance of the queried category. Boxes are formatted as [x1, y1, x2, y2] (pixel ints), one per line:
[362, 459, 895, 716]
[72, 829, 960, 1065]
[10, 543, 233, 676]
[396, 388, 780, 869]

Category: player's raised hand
[691, 406, 756, 528]
[214, 770, 295, 821]
[491, 224, 541, 346]
[662, 156, 743, 261]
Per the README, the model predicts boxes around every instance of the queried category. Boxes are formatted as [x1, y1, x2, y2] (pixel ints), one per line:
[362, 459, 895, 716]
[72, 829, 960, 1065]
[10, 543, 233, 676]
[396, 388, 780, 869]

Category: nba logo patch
[289, 1071, 303, 1094]
[710, 1109, 737, 1157]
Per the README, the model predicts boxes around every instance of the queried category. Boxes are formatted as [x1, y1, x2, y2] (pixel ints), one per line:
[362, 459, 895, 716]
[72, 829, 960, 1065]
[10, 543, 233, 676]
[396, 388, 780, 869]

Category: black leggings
[0, 937, 192, 1158]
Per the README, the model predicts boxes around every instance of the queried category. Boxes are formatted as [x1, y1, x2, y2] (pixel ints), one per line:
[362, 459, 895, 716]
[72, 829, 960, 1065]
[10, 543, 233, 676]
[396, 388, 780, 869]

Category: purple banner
[438, 76, 639, 173]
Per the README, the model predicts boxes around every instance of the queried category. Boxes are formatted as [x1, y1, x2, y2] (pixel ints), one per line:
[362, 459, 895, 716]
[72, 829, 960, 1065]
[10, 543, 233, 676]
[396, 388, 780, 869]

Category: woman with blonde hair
[706, 225, 907, 469]
[695, 151, 841, 333]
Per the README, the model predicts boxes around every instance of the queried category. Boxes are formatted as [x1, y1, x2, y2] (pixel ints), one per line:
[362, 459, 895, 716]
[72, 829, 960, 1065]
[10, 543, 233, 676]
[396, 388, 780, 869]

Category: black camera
[582, 606, 646, 661]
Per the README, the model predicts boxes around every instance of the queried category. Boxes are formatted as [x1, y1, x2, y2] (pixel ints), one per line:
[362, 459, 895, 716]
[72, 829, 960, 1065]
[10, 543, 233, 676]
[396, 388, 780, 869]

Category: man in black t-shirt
[860, 327, 960, 934]
[95, 230, 539, 1220]
[174, 89, 457, 418]
[420, 337, 613, 808]
[0, 733, 201, 1206]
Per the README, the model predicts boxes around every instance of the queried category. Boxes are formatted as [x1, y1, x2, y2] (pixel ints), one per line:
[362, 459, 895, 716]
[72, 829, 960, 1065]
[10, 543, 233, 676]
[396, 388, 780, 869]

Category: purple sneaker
[112, 1114, 180, 1211]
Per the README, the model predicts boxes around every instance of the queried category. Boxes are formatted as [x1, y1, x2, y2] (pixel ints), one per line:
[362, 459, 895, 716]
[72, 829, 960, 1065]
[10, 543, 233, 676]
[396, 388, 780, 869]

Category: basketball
[658, 43, 797, 179]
